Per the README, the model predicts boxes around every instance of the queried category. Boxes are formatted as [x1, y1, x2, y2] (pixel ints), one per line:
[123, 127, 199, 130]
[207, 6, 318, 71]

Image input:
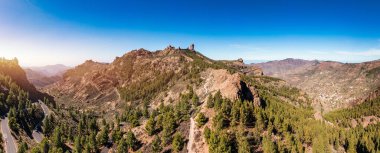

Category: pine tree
[6, 93, 14, 106]
[129, 111, 140, 127]
[74, 136, 82, 153]
[40, 138, 50, 153]
[52, 127, 63, 149]
[151, 136, 162, 153]
[263, 136, 277, 153]
[237, 127, 251, 153]
[162, 128, 171, 145]
[89, 132, 97, 152]
[204, 126, 211, 142]
[142, 105, 149, 118]
[43, 115, 53, 136]
[347, 135, 357, 153]
[78, 119, 84, 136]
[208, 130, 219, 153]
[17, 142, 28, 153]
[312, 135, 328, 153]
[156, 114, 163, 130]
[254, 108, 265, 132]
[126, 130, 138, 151]
[239, 103, 249, 126]
[111, 127, 122, 143]
[217, 132, 231, 153]
[207, 94, 214, 108]
[230, 101, 241, 126]
[163, 110, 175, 134]
[145, 114, 156, 135]
[83, 144, 91, 153]
[97, 127, 109, 146]
[220, 99, 231, 118]
[172, 132, 184, 152]
[30, 147, 42, 153]
[192, 93, 199, 107]
[195, 112, 208, 127]
[213, 111, 225, 130]
[67, 127, 73, 142]
[117, 138, 128, 153]
[214, 90, 222, 109]
[8, 116, 19, 133]
[102, 118, 107, 127]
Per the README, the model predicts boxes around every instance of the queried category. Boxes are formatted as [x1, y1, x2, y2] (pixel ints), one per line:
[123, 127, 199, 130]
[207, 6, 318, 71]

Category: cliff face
[0, 58, 52, 102]
[255, 59, 380, 112]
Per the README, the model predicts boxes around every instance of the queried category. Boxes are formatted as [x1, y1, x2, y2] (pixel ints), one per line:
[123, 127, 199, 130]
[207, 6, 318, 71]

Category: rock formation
[189, 43, 195, 51]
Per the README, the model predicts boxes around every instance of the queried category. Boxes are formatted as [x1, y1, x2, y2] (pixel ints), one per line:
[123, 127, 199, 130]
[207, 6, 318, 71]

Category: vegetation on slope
[16, 74, 380, 153]
[0, 58, 54, 102]
[202, 76, 380, 153]
[324, 97, 380, 127]
[0, 74, 45, 152]
[2, 53, 379, 153]
[118, 49, 237, 103]
[22, 86, 200, 153]
[0, 74, 44, 129]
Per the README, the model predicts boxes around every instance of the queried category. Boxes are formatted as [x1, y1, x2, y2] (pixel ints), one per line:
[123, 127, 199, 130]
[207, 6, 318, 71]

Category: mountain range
[254, 58, 380, 112]
[24, 64, 71, 88]
[0, 47, 379, 153]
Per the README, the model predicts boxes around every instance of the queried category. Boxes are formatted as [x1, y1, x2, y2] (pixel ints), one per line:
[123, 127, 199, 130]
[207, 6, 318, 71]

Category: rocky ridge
[45, 46, 263, 115]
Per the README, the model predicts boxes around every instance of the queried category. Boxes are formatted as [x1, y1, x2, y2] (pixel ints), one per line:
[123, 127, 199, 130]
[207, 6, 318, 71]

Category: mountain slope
[24, 68, 63, 88]
[26, 64, 70, 77]
[254, 59, 380, 112]
[45, 47, 260, 115]
[0, 58, 53, 102]
[24, 64, 70, 88]
[0, 58, 49, 150]
[43, 46, 316, 152]
[6, 47, 377, 153]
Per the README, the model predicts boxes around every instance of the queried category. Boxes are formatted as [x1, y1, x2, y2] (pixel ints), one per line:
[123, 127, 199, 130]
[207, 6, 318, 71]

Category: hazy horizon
[1, 0, 380, 67]
[13, 55, 380, 68]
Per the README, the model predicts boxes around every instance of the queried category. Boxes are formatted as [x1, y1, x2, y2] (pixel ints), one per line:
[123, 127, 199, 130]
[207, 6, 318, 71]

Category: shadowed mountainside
[0, 58, 54, 102]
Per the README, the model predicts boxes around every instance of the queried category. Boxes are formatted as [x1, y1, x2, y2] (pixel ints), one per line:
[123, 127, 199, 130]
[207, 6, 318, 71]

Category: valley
[254, 58, 380, 112]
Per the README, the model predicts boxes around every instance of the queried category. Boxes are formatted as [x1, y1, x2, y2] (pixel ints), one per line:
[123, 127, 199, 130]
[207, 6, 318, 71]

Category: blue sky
[1, 0, 380, 66]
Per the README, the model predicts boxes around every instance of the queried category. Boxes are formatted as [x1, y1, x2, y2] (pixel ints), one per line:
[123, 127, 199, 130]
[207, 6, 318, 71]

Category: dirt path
[187, 117, 196, 153]
[187, 77, 210, 153]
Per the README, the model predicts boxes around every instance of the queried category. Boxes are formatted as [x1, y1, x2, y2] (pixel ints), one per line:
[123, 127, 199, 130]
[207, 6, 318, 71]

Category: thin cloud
[336, 49, 380, 56]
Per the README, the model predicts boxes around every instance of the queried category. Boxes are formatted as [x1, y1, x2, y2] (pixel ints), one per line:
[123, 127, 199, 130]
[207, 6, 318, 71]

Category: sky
[1, 0, 380, 66]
